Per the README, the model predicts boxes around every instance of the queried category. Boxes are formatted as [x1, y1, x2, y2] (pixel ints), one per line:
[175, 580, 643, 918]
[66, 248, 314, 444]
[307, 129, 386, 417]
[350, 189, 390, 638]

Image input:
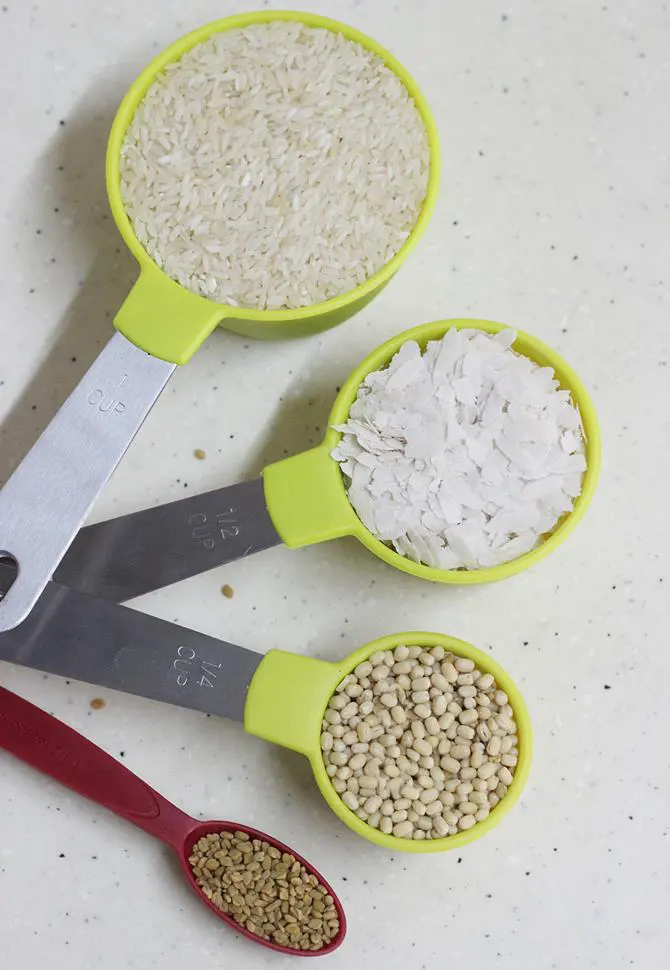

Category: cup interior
[105, 10, 440, 327]
[323, 318, 601, 583]
[308, 631, 532, 853]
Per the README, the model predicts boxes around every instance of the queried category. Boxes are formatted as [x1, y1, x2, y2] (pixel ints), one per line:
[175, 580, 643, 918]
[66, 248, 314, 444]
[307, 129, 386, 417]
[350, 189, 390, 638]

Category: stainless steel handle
[54, 478, 282, 602]
[0, 573, 263, 722]
[0, 334, 174, 630]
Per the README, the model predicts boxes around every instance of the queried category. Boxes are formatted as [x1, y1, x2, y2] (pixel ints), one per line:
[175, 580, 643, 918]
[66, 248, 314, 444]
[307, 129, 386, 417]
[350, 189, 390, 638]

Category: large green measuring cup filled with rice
[107, 9, 440, 362]
[0, 10, 439, 634]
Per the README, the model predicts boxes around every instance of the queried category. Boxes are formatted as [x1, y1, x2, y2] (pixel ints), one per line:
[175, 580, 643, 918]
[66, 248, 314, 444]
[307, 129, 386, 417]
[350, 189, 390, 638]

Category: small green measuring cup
[245, 631, 532, 852]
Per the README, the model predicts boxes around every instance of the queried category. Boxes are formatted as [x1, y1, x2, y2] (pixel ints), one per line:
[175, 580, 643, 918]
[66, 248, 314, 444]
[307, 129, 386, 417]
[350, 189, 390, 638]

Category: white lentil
[322, 646, 519, 840]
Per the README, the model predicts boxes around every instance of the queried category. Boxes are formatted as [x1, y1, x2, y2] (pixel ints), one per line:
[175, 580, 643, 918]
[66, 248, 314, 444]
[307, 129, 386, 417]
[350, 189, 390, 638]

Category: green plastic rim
[323, 318, 601, 584]
[311, 632, 532, 853]
[105, 9, 440, 357]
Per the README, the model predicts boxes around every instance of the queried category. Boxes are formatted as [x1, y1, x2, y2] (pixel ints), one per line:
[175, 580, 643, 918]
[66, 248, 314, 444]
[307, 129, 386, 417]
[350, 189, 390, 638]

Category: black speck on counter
[59, 853, 66, 859]
[119, 751, 125, 758]
[572, 254, 579, 261]
[59, 119, 66, 126]
[604, 684, 612, 690]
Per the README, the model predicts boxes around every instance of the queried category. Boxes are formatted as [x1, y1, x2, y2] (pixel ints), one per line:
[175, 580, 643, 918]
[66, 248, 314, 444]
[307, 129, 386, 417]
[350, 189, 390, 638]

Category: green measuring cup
[263, 318, 601, 584]
[0, 10, 439, 632]
[247, 631, 532, 852]
[107, 9, 441, 360]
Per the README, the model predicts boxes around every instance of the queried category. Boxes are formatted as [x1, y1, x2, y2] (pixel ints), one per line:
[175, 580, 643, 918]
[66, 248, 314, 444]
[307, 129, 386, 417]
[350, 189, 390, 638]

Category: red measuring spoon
[0, 684, 346, 956]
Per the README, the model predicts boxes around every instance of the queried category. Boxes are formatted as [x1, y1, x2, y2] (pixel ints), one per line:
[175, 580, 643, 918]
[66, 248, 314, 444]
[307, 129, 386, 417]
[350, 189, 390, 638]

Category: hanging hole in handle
[0, 555, 18, 602]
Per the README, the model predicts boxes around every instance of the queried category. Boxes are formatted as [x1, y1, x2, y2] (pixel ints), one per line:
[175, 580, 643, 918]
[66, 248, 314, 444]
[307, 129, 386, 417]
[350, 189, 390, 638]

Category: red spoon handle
[0, 685, 194, 849]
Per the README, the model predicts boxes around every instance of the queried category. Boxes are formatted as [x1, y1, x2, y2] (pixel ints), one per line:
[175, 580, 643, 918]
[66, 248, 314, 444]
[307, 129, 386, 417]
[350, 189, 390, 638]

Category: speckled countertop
[1, 0, 668, 967]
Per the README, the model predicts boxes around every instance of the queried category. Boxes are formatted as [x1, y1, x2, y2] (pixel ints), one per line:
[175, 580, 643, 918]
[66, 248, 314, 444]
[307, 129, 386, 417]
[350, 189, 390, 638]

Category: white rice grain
[120, 22, 430, 310]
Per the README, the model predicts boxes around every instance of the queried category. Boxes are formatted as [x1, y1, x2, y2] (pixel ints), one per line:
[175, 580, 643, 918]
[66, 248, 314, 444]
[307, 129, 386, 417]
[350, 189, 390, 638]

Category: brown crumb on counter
[90, 698, 106, 710]
[221, 584, 234, 599]
[194, 449, 206, 460]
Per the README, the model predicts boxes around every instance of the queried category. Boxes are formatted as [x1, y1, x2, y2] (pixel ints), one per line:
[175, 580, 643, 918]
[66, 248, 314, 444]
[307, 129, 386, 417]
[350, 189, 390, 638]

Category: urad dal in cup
[244, 632, 531, 853]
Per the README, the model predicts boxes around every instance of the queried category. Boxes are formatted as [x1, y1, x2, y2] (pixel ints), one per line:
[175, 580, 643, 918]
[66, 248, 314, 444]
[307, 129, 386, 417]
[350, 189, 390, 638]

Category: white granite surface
[1, 1, 669, 967]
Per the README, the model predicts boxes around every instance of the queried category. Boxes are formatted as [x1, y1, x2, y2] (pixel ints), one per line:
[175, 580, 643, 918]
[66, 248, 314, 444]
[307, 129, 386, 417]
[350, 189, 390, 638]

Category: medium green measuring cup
[262, 318, 601, 584]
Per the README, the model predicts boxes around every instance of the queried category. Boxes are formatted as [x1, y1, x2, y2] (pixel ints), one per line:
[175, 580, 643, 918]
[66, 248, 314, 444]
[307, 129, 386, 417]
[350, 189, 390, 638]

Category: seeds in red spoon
[189, 831, 340, 950]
